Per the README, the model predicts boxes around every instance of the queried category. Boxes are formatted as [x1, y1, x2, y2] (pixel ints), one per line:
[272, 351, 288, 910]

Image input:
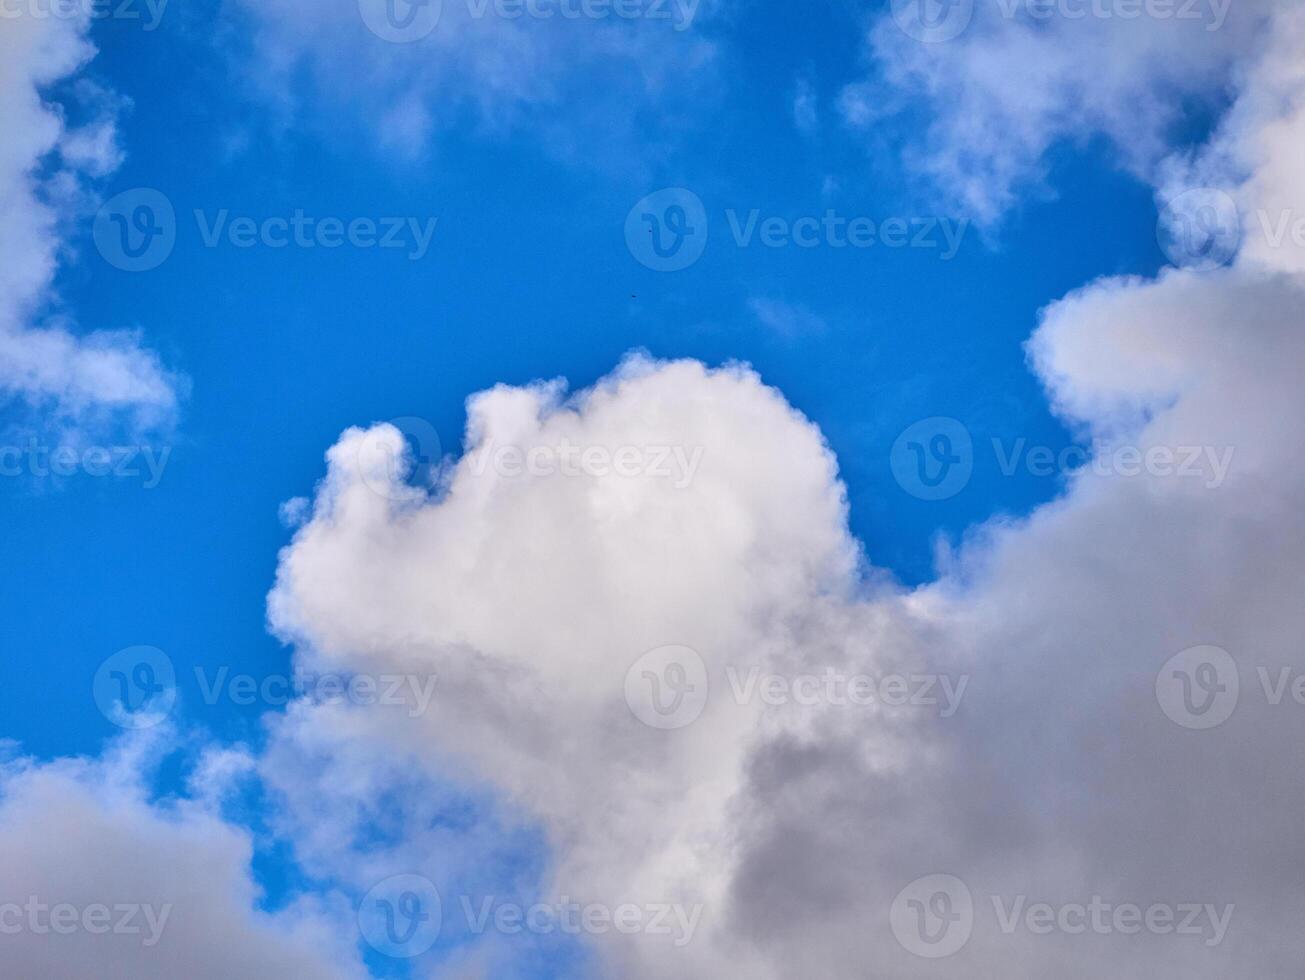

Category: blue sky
[3, 0, 1295, 976]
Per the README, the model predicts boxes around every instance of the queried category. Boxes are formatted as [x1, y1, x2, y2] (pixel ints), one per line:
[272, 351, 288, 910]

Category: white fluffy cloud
[0, 732, 363, 977]
[0, 8, 178, 437]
